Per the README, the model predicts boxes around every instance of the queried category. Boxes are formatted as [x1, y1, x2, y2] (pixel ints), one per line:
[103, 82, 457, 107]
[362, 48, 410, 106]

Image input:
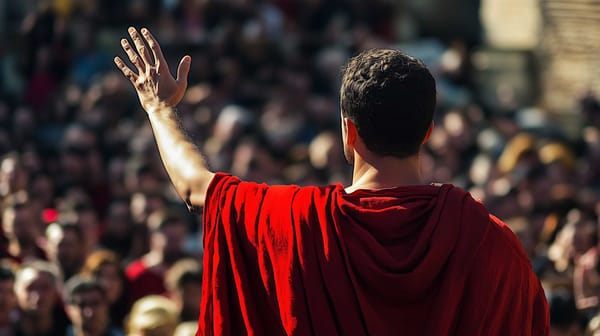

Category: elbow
[174, 171, 214, 210]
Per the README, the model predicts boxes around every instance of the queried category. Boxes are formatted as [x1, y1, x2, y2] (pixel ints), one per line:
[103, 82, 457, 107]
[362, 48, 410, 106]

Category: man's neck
[346, 152, 423, 194]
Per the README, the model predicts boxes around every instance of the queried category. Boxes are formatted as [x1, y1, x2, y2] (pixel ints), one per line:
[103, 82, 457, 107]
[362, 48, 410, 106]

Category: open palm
[114, 27, 190, 110]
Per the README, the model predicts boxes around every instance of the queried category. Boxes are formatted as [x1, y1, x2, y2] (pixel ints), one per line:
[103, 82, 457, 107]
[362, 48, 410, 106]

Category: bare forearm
[146, 103, 214, 208]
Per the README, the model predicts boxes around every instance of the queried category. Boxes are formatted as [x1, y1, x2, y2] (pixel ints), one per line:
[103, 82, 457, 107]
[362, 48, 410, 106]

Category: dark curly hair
[340, 49, 436, 158]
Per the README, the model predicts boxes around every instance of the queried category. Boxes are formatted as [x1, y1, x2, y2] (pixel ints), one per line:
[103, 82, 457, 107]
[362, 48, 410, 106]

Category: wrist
[144, 100, 175, 115]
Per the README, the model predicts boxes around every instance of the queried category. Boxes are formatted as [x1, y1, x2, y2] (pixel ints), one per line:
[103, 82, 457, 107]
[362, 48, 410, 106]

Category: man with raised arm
[115, 27, 549, 336]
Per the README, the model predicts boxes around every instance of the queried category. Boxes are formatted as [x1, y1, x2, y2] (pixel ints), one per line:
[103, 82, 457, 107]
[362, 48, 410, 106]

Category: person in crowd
[64, 276, 124, 336]
[1, 192, 45, 262]
[125, 207, 189, 304]
[59, 123, 110, 215]
[164, 258, 203, 322]
[45, 222, 86, 281]
[59, 200, 101, 257]
[115, 27, 549, 334]
[13, 260, 70, 335]
[80, 249, 131, 329]
[100, 198, 134, 260]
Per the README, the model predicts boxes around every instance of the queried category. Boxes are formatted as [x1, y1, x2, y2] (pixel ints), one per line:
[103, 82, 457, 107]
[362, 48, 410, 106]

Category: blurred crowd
[0, 0, 599, 335]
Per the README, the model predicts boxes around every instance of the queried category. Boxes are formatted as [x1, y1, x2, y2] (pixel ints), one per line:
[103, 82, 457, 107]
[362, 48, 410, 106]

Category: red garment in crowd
[198, 173, 549, 335]
[125, 259, 166, 304]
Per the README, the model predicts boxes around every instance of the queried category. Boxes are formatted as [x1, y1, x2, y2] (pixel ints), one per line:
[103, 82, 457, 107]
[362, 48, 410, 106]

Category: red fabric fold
[198, 173, 549, 335]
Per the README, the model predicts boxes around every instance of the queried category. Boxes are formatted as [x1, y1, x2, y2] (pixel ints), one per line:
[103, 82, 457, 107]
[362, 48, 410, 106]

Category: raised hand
[114, 27, 191, 111]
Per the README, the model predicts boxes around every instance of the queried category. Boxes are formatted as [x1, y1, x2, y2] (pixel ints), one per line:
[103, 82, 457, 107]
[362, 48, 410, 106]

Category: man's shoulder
[486, 214, 531, 260]
[205, 173, 343, 222]
[461, 211, 533, 276]
[211, 173, 341, 199]
[442, 186, 531, 266]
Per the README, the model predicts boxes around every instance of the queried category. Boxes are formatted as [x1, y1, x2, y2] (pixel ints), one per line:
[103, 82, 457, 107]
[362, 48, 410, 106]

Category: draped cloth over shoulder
[198, 173, 549, 336]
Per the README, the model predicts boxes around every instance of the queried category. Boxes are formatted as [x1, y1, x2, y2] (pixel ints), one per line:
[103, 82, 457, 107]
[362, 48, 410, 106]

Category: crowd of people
[0, 0, 599, 335]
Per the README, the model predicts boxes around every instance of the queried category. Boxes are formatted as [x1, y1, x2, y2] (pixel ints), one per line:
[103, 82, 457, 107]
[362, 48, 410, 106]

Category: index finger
[141, 28, 167, 67]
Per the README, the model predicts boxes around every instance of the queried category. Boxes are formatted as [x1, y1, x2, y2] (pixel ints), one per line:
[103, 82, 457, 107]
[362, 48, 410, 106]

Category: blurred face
[164, 222, 187, 254]
[66, 289, 110, 335]
[96, 264, 123, 304]
[2, 207, 38, 243]
[46, 226, 84, 276]
[230, 141, 282, 183]
[106, 202, 131, 237]
[14, 269, 56, 316]
[152, 222, 187, 262]
[58, 230, 84, 272]
[0, 278, 16, 323]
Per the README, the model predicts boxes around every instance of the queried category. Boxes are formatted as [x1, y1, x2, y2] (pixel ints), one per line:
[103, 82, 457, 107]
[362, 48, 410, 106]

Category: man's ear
[344, 118, 358, 147]
[422, 121, 434, 144]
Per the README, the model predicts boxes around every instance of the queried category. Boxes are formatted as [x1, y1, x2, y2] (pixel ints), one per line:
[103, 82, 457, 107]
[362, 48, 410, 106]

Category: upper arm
[185, 170, 215, 210]
[202, 175, 303, 246]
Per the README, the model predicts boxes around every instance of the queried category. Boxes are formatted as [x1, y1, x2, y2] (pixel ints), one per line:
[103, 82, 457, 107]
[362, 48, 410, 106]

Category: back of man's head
[340, 48, 436, 158]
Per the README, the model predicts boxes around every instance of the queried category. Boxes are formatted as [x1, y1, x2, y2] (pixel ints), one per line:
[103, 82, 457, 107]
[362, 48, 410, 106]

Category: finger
[114, 56, 138, 84]
[128, 27, 153, 66]
[176, 55, 191, 84]
[120, 39, 145, 73]
[141, 28, 166, 68]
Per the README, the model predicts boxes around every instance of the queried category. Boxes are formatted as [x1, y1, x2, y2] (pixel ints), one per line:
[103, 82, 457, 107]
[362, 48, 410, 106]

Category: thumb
[176, 55, 191, 84]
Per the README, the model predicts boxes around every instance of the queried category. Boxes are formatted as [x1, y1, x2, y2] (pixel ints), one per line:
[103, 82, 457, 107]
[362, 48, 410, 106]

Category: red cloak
[199, 173, 549, 335]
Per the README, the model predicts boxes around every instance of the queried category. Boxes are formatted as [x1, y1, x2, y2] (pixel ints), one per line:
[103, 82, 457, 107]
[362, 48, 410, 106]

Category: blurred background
[0, 0, 599, 335]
